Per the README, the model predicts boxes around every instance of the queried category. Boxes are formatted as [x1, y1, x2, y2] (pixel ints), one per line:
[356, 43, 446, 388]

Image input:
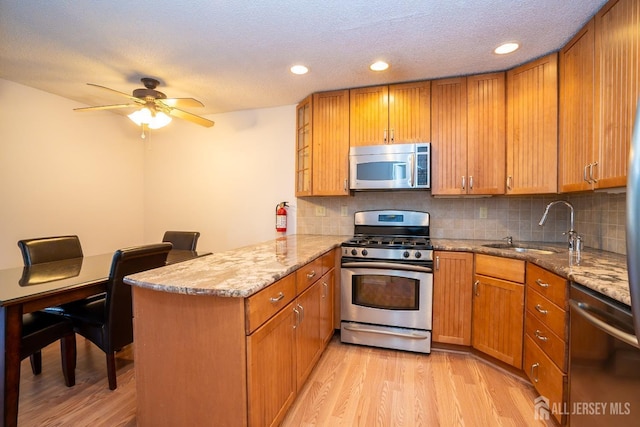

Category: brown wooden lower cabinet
[432, 251, 473, 345]
[524, 263, 569, 425]
[472, 254, 525, 369]
[524, 335, 567, 425]
[247, 301, 297, 427]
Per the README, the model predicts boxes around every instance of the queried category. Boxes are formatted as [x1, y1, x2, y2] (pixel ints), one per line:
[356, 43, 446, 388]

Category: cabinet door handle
[535, 304, 548, 315]
[435, 256, 440, 271]
[383, 129, 388, 143]
[344, 179, 348, 192]
[293, 307, 300, 329]
[322, 282, 328, 298]
[590, 161, 598, 183]
[584, 164, 592, 183]
[473, 280, 480, 297]
[306, 271, 316, 280]
[535, 278, 549, 288]
[390, 129, 395, 143]
[461, 176, 466, 190]
[297, 303, 304, 323]
[469, 176, 473, 190]
[269, 292, 285, 304]
[534, 329, 548, 342]
[530, 362, 540, 383]
[507, 175, 512, 191]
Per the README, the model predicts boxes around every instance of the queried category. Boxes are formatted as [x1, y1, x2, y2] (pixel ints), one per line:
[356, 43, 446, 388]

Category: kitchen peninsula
[125, 234, 629, 426]
[124, 234, 347, 427]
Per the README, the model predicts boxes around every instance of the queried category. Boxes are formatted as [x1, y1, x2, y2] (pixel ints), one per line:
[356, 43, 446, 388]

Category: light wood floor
[19, 336, 552, 426]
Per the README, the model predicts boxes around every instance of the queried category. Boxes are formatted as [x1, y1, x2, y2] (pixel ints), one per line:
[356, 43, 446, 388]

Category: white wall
[0, 78, 299, 267]
[142, 105, 297, 254]
[0, 79, 145, 268]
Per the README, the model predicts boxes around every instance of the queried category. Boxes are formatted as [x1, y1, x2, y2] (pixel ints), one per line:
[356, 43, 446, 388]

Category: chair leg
[106, 352, 117, 390]
[29, 351, 42, 375]
[60, 334, 76, 387]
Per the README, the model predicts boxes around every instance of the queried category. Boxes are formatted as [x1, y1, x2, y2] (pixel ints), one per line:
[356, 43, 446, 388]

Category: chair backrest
[162, 231, 200, 251]
[105, 243, 172, 352]
[17, 235, 83, 266]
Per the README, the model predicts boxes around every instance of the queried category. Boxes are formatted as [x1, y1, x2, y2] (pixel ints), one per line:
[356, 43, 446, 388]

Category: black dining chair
[54, 243, 172, 390]
[18, 235, 83, 265]
[16, 235, 82, 386]
[162, 231, 200, 251]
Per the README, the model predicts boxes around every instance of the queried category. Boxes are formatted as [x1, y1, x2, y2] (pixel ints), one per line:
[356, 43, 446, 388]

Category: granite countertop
[433, 239, 630, 306]
[125, 234, 630, 307]
[124, 235, 349, 298]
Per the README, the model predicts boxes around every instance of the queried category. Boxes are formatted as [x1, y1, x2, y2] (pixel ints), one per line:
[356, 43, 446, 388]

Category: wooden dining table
[0, 249, 209, 427]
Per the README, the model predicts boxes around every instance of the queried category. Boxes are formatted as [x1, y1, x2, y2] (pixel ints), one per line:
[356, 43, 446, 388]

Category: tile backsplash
[296, 190, 627, 255]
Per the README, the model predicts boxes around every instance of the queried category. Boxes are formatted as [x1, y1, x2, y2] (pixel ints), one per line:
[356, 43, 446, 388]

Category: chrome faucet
[538, 200, 579, 251]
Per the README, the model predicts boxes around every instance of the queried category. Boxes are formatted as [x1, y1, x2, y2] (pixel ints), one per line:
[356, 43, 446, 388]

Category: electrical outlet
[315, 206, 326, 216]
[479, 206, 488, 219]
[341, 206, 349, 216]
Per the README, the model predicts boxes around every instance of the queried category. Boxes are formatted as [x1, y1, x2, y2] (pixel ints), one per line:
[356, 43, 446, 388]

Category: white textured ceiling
[0, 0, 606, 116]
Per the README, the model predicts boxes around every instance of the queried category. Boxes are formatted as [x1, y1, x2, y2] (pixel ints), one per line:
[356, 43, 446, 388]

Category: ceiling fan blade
[160, 98, 204, 108]
[74, 104, 139, 112]
[86, 83, 143, 102]
[168, 107, 215, 128]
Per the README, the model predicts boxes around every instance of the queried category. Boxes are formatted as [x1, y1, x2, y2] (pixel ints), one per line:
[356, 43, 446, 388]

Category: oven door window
[352, 274, 419, 310]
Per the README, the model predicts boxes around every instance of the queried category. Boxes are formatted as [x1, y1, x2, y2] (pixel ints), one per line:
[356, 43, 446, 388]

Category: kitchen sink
[482, 242, 513, 249]
[481, 242, 557, 255]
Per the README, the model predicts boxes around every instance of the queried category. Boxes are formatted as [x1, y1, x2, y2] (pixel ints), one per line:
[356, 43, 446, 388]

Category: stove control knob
[415, 251, 422, 259]
[351, 249, 358, 256]
[362, 249, 368, 256]
[403, 251, 410, 258]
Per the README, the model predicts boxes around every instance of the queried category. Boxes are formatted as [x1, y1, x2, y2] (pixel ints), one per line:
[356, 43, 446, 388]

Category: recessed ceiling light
[494, 42, 520, 55]
[290, 65, 309, 75]
[370, 61, 390, 71]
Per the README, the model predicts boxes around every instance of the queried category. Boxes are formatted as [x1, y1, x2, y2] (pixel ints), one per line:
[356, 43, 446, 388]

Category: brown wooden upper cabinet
[506, 53, 558, 194]
[594, 0, 638, 189]
[560, 0, 639, 192]
[431, 73, 506, 195]
[559, 19, 596, 192]
[349, 81, 431, 146]
[295, 90, 350, 197]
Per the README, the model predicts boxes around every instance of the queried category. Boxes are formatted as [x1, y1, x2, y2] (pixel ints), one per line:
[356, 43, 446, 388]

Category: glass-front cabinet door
[295, 96, 312, 196]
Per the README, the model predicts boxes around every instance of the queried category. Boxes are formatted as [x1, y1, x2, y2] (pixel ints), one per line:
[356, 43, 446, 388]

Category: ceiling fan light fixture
[128, 108, 172, 129]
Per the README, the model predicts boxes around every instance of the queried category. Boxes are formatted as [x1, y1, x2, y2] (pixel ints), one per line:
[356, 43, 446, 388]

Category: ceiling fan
[74, 77, 215, 130]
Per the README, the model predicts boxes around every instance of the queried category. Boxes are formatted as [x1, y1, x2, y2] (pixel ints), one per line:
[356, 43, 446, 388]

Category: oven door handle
[343, 324, 430, 340]
[341, 261, 432, 273]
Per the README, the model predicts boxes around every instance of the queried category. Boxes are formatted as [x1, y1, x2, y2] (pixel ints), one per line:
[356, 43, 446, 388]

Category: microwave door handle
[409, 154, 415, 187]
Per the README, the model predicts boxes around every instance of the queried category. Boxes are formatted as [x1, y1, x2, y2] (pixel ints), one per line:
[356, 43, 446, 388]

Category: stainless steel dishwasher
[569, 283, 640, 426]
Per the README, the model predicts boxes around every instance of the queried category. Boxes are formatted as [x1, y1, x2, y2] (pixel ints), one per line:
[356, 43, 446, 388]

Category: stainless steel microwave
[349, 143, 431, 190]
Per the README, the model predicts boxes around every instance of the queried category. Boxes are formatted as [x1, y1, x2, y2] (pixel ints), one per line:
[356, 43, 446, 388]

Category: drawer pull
[535, 279, 549, 288]
[530, 362, 540, 383]
[535, 304, 548, 315]
[534, 329, 548, 342]
[306, 271, 316, 280]
[269, 292, 285, 303]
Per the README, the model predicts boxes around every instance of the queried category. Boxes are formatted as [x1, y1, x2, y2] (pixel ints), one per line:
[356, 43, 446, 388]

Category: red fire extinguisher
[276, 202, 288, 233]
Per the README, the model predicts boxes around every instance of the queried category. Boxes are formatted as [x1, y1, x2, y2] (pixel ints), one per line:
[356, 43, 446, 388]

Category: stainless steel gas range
[340, 210, 434, 354]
